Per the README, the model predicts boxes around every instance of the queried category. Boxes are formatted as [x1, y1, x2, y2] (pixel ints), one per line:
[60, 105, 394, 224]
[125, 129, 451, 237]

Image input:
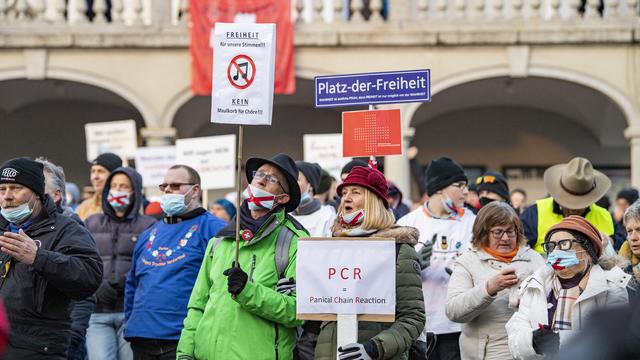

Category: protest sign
[176, 135, 236, 190]
[303, 133, 350, 181]
[342, 109, 402, 158]
[134, 146, 177, 187]
[84, 120, 137, 162]
[211, 22, 276, 125]
[297, 238, 396, 321]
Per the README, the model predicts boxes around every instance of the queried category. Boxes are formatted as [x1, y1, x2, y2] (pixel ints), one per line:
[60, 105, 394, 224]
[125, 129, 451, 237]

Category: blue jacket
[124, 209, 226, 340]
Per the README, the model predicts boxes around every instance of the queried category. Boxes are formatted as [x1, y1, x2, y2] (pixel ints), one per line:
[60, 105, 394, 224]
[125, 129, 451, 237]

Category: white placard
[211, 23, 276, 125]
[84, 120, 137, 161]
[134, 146, 177, 187]
[176, 135, 236, 190]
[303, 133, 350, 181]
[297, 239, 396, 316]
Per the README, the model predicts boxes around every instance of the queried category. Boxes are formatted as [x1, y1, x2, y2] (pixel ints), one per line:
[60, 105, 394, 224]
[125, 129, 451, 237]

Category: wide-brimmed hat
[337, 166, 389, 208]
[544, 157, 611, 210]
[245, 153, 300, 213]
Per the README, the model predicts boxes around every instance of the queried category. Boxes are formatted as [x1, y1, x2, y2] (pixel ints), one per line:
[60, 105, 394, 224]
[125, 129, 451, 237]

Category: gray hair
[623, 200, 640, 226]
[35, 157, 67, 208]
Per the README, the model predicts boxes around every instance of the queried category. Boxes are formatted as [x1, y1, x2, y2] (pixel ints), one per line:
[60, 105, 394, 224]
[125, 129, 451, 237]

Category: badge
[241, 229, 254, 241]
[440, 236, 448, 250]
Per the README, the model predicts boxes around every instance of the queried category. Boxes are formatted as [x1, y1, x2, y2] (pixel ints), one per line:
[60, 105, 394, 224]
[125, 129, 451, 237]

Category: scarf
[619, 241, 640, 266]
[217, 201, 282, 239]
[483, 245, 519, 263]
[550, 268, 591, 331]
[294, 199, 322, 216]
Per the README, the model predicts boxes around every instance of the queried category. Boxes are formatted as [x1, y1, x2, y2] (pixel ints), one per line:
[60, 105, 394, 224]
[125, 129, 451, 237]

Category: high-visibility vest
[534, 197, 614, 253]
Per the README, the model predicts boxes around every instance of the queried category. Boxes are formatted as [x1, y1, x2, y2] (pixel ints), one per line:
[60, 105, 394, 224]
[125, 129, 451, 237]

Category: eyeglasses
[158, 183, 195, 191]
[252, 170, 281, 186]
[450, 182, 468, 191]
[476, 175, 496, 185]
[489, 228, 517, 238]
[542, 239, 579, 253]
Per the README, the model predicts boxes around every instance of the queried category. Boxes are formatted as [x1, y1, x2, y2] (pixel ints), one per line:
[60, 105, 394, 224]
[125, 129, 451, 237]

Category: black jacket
[0, 195, 103, 358]
[85, 167, 156, 312]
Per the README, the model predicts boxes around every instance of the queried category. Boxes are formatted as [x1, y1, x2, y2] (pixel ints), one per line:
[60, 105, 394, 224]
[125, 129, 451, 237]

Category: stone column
[384, 126, 414, 201]
[626, 127, 640, 188]
[140, 127, 176, 147]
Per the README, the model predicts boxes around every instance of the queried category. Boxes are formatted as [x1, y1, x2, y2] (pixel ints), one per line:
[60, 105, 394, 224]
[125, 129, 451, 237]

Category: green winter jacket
[314, 226, 426, 360]
[176, 209, 308, 360]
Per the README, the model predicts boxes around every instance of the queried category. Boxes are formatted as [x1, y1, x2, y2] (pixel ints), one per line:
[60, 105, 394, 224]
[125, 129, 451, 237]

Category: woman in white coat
[506, 215, 631, 359]
[446, 202, 545, 359]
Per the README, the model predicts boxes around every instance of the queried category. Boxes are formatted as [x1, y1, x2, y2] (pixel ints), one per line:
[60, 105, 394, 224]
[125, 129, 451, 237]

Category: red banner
[189, 0, 295, 95]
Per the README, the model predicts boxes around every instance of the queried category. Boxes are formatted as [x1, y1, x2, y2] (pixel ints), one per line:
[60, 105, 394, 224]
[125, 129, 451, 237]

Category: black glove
[223, 265, 248, 296]
[418, 238, 434, 270]
[532, 325, 560, 355]
[275, 277, 296, 295]
[338, 341, 378, 360]
[95, 280, 118, 306]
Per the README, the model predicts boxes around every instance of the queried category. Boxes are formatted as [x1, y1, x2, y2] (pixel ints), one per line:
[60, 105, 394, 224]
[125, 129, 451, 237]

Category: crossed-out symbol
[227, 54, 256, 90]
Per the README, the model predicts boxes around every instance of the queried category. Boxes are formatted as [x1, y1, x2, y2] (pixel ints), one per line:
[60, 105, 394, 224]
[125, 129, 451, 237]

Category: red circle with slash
[227, 54, 256, 90]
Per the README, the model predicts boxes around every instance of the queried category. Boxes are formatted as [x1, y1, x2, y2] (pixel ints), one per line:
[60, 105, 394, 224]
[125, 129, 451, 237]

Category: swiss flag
[189, 0, 295, 95]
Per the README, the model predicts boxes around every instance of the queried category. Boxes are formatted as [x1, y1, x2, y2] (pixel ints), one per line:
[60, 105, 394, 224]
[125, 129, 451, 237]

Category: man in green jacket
[177, 154, 309, 360]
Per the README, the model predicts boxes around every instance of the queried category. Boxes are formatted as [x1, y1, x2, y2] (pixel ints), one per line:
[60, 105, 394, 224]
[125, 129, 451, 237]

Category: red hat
[145, 201, 163, 216]
[545, 215, 603, 260]
[337, 166, 389, 208]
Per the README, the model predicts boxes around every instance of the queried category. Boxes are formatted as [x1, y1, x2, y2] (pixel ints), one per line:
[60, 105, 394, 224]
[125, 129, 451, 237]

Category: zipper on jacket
[274, 323, 279, 360]
[249, 255, 257, 283]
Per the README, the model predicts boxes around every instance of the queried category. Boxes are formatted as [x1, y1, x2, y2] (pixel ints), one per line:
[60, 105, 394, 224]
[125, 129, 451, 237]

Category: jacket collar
[163, 207, 206, 224]
[244, 210, 285, 246]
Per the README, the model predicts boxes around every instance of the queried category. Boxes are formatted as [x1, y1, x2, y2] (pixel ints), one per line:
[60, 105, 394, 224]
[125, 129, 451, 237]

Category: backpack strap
[275, 226, 294, 279]
[208, 237, 224, 259]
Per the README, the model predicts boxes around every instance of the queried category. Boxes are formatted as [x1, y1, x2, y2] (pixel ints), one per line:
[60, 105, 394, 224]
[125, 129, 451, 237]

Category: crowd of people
[0, 151, 638, 360]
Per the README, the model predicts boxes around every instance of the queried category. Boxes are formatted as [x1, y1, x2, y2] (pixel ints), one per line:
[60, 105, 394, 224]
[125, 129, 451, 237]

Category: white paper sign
[134, 146, 177, 187]
[211, 23, 276, 125]
[303, 134, 350, 181]
[297, 239, 396, 315]
[85, 120, 137, 161]
[176, 135, 236, 189]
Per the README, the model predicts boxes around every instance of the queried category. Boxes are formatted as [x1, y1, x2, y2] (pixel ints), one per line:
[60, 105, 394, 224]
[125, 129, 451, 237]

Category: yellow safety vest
[534, 197, 614, 254]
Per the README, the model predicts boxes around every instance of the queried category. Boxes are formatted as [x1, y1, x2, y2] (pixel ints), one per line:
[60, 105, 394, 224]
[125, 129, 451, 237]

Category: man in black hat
[76, 152, 123, 221]
[0, 157, 102, 359]
[176, 153, 310, 359]
[476, 171, 511, 208]
[291, 161, 336, 237]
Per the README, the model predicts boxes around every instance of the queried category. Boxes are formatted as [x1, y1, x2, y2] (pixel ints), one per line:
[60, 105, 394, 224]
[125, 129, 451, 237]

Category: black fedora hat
[245, 153, 301, 213]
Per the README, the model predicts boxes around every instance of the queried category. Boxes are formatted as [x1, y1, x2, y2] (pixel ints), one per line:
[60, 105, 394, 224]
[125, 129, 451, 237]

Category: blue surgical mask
[546, 250, 580, 270]
[160, 186, 193, 216]
[300, 189, 312, 205]
[1, 201, 33, 224]
[340, 209, 365, 227]
[108, 190, 130, 211]
[242, 185, 277, 211]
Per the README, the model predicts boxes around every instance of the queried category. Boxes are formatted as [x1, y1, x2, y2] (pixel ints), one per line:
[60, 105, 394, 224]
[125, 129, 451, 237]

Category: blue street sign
[314, 69, 430, 108]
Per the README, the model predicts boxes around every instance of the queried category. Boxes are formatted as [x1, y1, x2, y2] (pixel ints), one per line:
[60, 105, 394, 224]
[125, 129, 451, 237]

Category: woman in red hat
[314, 166, 426, 360]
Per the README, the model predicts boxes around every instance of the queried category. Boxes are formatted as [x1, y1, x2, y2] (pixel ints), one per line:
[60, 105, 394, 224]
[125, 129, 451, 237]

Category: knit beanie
[425, 157, 467, 196]
[214, 198, 237, 220]
[476, 171, 510, 200]
[295, 161, 322, 193]
[617, 188, 639, 205]
[317, 169, 334, 194]
[341, 160, 368, 176]
[545, 215, 603, 260]
[92, 153, 123, 172]
[0, 157, 45, 198]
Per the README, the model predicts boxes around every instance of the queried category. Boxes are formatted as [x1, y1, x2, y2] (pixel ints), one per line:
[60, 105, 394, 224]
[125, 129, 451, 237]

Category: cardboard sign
[297, 238, 396, 321]
[303, 133, 350, 181]
[176, 135, 236, 189]
[134, 146, 177, 187]
[315, 70, 431, 108]
[211, 23, 276, 125]
[342, 109, 402, 157]
[84, 120, 137, 161]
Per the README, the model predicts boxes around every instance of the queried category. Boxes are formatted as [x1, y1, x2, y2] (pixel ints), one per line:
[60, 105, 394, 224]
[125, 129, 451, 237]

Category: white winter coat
[446, 246, 545, 360]
[505, 263, 631, 360]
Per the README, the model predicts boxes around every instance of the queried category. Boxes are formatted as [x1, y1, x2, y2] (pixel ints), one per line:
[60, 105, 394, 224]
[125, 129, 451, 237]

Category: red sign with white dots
[342, 109, 402, 157]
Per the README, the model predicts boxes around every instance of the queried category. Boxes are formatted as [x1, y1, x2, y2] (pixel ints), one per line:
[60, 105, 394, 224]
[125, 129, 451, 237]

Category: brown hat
[543, 157, 610, 210]
[544, 215, 603, 259]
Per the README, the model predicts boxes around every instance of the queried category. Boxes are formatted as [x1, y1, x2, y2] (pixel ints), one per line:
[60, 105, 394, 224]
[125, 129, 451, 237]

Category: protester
[510, 189, 527, 216]
[397, 156, 475, 360]
[340, 159, 368, 182]
[520, 157, 615, 254]
[37, 157, 95, 360]
[506, 216, 630, 359]
[314, 166, 425, 360]
[176, 154, 309, 359]
[618, 200, 640, 288]
[465, 182, 480, 214]
[292, 161, 336, 237]
[66, 182, 81, 211]
[315, 169, 337, 205]
[0, 157, 103, 359]
[208, 198, 236, 222]
[388, 182, 411, 220]
[124, 165, 226, 359]
[85, 167, 156, 360]
[76, 153, 123, 221]
[615, 188, 638, 224]
[446, 202, 544, 359]
[476, 171, 510, 208]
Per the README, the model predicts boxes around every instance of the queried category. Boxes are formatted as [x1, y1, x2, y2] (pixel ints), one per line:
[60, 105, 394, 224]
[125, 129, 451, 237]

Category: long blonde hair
[332, 186, 396, 233]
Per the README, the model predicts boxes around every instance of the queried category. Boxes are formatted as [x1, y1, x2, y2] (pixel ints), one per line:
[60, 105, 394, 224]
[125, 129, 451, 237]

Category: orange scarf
[483, 245, 519, 263]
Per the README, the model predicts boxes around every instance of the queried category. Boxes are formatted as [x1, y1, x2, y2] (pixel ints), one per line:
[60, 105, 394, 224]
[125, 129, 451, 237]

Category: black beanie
[341, 160, 368, 176]
[617, 188, 639, 205]
[296, 161, 322, 193]
[0, 157, 45, 198]
[476, 171, 510, 200]
[92, 152, 123, 172]
[425, 157, 467, 196]
[317, 169, 334, 194]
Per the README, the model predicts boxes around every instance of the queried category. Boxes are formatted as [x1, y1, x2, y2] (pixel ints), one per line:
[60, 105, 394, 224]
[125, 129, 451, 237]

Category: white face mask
[242, 185, 279, 211]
